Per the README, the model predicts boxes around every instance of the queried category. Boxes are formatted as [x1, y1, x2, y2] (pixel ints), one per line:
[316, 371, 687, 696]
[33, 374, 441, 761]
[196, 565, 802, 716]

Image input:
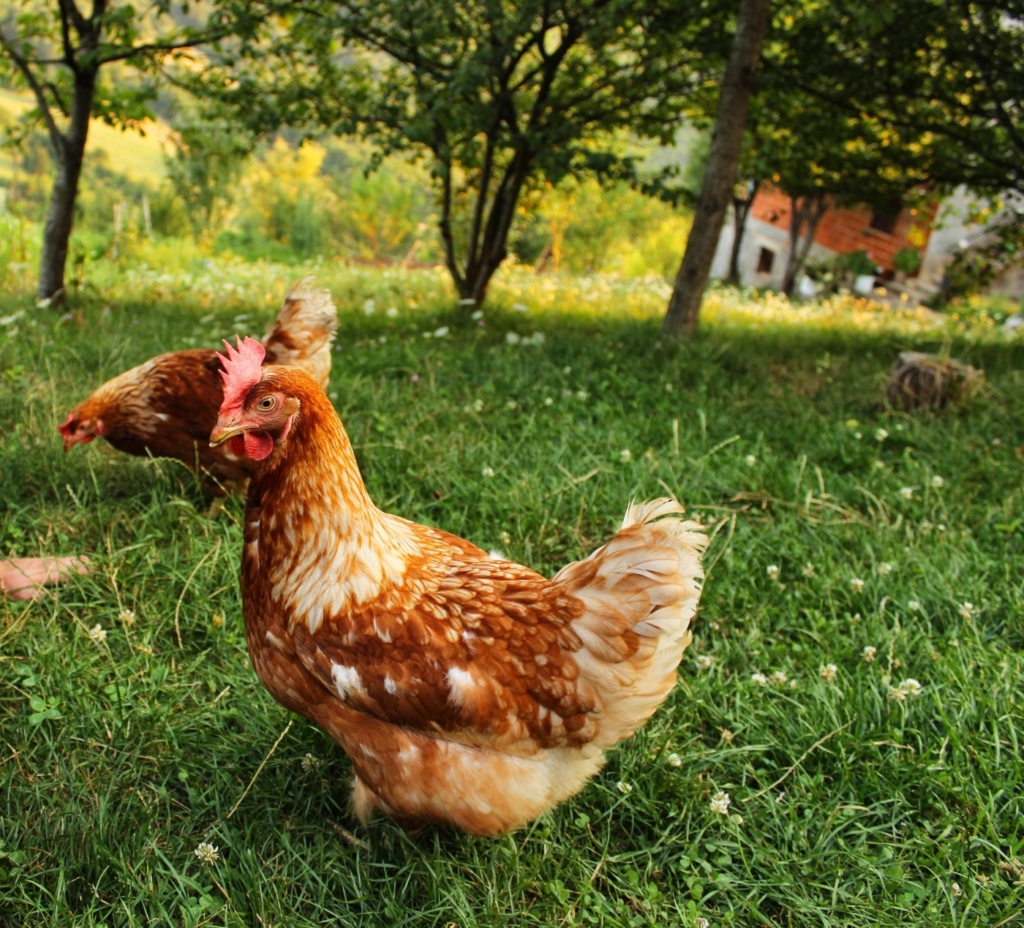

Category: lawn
[0, 259, 1022, 927]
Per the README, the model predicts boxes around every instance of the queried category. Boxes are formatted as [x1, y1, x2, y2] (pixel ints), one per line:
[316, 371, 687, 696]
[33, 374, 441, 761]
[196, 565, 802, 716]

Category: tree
[676, 0, 946, 302]
[203, 0, 727, 309]
[777, 0, 1024, 197]
[165, 107, 254, 249]
[662, 0, 771, 339]
[0, 1, 256, 301]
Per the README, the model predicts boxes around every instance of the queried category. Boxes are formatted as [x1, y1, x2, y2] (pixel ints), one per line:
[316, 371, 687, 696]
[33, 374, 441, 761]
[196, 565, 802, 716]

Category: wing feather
[291, 551, 597, 752]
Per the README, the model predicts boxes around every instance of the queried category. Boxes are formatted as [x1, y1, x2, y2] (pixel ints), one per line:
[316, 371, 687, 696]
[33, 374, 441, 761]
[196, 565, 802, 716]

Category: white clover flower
[118, 609, 136, 626]
[619, 449, 632, 462]
[820, 663, 838, 683]
[862, 646, 877, 663]
[951, 882, 962, 898]
[362, 298, 376, 315]
[850, 578, 865, 593]
[874, 460, 886, 469]
[471, 398, 484, 412]
[890, 678, 923, 701]
[481, 466, 495, 478]
[525, 332, 545, 345]
[770, 670, 789, 687]
[194, 842, 220, 865]
[875, 428, 888, 441]
[907, 600, 921, 611]
[386, 307, 399, 318]
[751, 672, 769, 686]
[506, 400, 517, 410]
[505, 331, 521, 345]
[695, 919, 710, 928]
[958, 602, 974, 619]
[744, 454, 757, 467]
[729, 813, 744, 825]
[87, 624, 107, 644]
[802, 563, 815, 578]
[696, 655, 714, 671]
[710, 791, 731, 815]
[766, 564, 780, 581]
[920, 521, 934, 534]
[470, 309, 483, 320]
[617, 780, 633, 794]
[899, 487, 915, 500]
[544, 397, 554, 406]
[575, 390, 589, 401]
[931, 475, 945, 488]
[854, 432, 862, 439]
[432, 326, 449, 338]
[877, 562, 893, 576]
[668, 753, 683, 767]
[513, 302, 529, 312]
[301, 753, 321, 773]
[500, 531, 511, 546]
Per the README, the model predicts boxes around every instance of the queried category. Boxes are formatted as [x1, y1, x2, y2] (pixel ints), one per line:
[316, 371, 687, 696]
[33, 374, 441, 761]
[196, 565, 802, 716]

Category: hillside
[0, 87, 170, 186]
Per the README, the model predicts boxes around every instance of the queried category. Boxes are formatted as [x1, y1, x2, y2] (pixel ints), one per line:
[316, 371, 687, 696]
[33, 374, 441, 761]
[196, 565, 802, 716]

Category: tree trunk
[38, 72, 96, 302]
[782, 192, 828, 295]
[727, 180, 759, 284]
[662, 0, 772, 338]
[446, 148, 532, 312]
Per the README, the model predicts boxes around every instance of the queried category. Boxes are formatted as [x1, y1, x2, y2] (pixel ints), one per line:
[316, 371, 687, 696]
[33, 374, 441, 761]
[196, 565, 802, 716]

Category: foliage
[196, 0, 727, 303]
[0, 0, 265, 296]
[892, 248, 923, 276]
[531, 176, 692, 277]
[0, 262, 1022, 925]
[804, 248, 879, 295]
[775, 0, 1024, 197]
[937, 208, 1024, 305]
[164, 107, 255, 248]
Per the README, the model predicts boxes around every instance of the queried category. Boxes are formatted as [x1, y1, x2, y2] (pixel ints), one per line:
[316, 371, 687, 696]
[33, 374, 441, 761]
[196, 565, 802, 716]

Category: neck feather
[246, 373, 417, 622]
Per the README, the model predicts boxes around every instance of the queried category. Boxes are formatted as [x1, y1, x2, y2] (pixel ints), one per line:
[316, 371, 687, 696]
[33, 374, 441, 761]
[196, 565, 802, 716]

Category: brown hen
[59, 278, 336, 491]
[211, 338, 706, 835]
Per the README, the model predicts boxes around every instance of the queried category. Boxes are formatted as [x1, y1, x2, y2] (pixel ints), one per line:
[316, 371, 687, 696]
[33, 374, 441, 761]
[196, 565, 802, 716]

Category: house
[709, 185, 1020, 299]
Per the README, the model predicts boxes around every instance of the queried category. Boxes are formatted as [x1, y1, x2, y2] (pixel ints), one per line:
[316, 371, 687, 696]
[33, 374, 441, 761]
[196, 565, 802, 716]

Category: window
[869, 209, 898, 235]
[757, 247, 775, 274]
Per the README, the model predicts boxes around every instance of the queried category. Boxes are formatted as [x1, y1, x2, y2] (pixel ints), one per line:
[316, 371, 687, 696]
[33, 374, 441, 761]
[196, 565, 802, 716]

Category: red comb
[217, 336, 265, 415]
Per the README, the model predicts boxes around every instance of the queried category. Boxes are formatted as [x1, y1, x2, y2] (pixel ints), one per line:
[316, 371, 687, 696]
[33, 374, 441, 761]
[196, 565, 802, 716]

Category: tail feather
[261, 276, 338, 389]
[553, 497, 706, 749]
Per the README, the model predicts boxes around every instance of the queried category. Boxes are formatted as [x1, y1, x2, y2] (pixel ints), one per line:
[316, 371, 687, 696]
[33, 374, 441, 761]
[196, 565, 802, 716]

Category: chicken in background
[210, 337, 706, 836]
[59, 278, 337, 492]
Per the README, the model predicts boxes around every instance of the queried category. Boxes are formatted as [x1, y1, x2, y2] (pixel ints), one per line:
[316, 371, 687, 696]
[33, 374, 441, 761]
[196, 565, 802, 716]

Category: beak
[210, 418, 246, 447]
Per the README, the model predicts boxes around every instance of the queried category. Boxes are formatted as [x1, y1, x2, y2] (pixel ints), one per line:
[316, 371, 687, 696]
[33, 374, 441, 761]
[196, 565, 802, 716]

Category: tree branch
[95, 31, 234, 65]
[43, 81, 70, 118]
[57, 0, 81, 73]
[59, 0, 88, 38]
[0, 27, 67, 155]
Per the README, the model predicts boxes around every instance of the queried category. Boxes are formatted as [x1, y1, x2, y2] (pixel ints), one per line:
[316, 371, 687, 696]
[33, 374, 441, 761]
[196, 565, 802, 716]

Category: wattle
[229, 435, 246, 457]
[244, 430, 275, 461]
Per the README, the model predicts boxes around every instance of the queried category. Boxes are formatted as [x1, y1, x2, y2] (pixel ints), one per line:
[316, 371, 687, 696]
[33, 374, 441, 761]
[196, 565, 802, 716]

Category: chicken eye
[257, 396, 277, 411]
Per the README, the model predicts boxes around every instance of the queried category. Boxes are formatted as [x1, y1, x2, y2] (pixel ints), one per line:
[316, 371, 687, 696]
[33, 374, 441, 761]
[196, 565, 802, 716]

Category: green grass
[1, 259, 1022, 927]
